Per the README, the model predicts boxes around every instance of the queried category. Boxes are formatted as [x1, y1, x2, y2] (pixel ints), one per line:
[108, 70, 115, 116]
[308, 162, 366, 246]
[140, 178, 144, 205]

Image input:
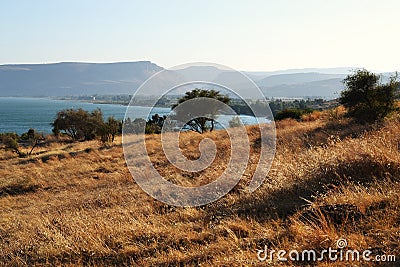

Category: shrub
[339, 69, 399, 122]
[275, 108, 312, 121]
[0, 132, 26, 158]
[229, 116, 243, 128]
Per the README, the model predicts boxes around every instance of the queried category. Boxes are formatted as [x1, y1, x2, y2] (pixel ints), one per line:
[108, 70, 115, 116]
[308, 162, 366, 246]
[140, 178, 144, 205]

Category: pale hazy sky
[1, 0, 399, 71]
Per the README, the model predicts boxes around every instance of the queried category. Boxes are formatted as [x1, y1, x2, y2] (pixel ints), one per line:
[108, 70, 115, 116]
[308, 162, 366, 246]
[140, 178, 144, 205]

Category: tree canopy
[172, 89, 230, 133]
[339, 69, 399, 122]
[52, 108, 121, 142]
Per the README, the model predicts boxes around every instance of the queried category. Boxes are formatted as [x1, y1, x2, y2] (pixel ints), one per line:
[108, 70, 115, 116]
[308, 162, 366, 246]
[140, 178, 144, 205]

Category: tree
[97, 117, 121, 144]
[107, 117, 122, 142]
[172, 89, 230, 133]
[52, 108, 104, 141]
[84, 109, 104, 140]
[145, 114, 166, 134]
[124, 118, 147, 134]
[339, 69, 399, 122]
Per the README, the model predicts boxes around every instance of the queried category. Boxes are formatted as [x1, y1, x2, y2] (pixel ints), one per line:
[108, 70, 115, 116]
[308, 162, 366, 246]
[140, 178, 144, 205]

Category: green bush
[0, 132, 26, 158]
[339, 69, 399, 122]
[274, 108, 312, 121]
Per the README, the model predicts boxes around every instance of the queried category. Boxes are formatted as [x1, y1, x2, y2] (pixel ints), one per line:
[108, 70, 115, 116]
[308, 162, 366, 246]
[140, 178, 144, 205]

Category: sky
[1, 0, 399, 71]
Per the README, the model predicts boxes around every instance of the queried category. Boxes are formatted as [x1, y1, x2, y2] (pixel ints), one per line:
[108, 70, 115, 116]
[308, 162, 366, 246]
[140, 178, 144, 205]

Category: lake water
[0, 97, 269, 135]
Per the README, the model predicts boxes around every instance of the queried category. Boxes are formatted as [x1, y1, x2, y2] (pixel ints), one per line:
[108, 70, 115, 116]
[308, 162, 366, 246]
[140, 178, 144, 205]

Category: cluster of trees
[124, 114, 168, 134]
[230, 98, 324, 117]
[52, 108, 122, 143]
[269, 99, 326, 121]
[230, 98, 326, 121]
[269, 99, 323, 114]
[241, 99, 317, 121]
[53, 89, 234, 140]
[124, 89, 232, 134]
[1, 108, 123, 158]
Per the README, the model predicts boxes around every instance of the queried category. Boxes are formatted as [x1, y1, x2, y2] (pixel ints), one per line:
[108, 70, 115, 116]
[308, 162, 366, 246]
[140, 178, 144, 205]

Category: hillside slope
[0, 115, 399, 266]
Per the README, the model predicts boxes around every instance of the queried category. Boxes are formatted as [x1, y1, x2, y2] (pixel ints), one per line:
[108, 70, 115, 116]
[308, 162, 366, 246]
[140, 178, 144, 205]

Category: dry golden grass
[0, 114, 399, 266]
[301, 111, 323, 122]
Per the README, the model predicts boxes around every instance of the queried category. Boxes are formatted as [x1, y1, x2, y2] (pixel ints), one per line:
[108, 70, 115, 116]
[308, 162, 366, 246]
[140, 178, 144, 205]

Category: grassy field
[0, 111, 399, 266]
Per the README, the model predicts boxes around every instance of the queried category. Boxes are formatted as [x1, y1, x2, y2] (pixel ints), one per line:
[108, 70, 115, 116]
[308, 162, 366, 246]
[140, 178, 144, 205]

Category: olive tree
[172, 89, 230, 133]
[97, 117, 122, 143]
[339, 69, 399, 122]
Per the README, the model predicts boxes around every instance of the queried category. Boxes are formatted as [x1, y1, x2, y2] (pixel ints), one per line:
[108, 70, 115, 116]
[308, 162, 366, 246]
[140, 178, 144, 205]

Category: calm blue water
[0, 97, 269, 135]
[0, 97, 169, 134]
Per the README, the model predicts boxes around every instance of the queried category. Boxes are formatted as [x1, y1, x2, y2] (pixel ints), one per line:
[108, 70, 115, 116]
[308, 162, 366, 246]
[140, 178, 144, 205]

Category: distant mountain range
[0, 61, 162, 96]
[0, 61, 391, 99]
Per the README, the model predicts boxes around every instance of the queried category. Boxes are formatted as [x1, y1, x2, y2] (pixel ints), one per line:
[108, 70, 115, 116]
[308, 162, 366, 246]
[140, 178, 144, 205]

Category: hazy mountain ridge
[260, 78, 345, 98]
[0, 61, 377, 98]
[256, 73, 347, 87]
[0, 61, 162, 96]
